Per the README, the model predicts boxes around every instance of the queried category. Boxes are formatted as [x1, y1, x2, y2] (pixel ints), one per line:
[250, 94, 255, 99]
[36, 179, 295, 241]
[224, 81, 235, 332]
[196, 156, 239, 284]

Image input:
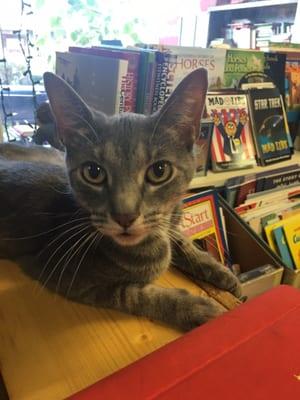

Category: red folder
[70, 285, 300, 400]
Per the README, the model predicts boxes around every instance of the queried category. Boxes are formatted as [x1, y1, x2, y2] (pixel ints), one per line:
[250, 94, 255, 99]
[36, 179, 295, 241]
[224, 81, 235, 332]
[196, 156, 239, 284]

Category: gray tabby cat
[0, 68, 240, 331]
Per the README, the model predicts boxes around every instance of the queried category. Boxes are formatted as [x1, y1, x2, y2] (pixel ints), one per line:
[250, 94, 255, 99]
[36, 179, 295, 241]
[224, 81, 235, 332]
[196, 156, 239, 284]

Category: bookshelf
[208, 0, 298, 12]
[206, 0, 298, 48]
[190, 150, 300, 189]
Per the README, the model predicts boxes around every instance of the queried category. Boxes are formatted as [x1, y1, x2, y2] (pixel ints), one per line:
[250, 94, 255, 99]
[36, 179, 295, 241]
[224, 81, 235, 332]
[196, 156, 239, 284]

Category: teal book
[273, 226, 295, 270]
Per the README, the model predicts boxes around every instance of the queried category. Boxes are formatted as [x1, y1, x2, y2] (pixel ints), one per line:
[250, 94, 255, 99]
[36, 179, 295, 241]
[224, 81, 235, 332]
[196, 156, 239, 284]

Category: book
[151, 51, 165, 112]
[263, 52, 286, 102]
[223, 49, 286, 98]
[282, 216, 300, 269]
[245, 199, 300, 237]
[224, 175, 248, 207]
[234, 176, 257, 207]
[138, 49, 157, 115]
[55, 51, 128, 115]
[193, 120, 213, 177]
[153, 45, 226, 89]
[224, 164, 300, 208]
[285, 59, 300, 110]
[206, 91, 256, 172]
[223, 49, 265, 89]
[126, 45, 157, 114]
[254, 163, 300, 192]
[69, 46, 140, 113]
[262, 167, 300, 191]
[147, 46, 226, 112]
[273, 226, 295, 270]
[247, 87, 292, 166]
[180, 190, 228, 265]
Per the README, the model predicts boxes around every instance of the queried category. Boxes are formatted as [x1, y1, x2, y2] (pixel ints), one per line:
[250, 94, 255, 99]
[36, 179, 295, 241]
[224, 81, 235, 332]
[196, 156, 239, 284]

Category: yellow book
[264, 214, 297, 254]
[282, 216, 300, 269]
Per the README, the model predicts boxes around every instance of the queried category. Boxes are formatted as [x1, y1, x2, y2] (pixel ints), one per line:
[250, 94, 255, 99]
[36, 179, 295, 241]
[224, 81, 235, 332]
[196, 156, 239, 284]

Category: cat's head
[44, 68, 207, 246]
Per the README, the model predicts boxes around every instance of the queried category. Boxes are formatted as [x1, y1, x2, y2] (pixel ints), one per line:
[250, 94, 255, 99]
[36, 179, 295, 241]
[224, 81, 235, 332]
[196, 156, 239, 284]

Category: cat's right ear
[43, 72, 94, 143]
[153, 68, 208, 150]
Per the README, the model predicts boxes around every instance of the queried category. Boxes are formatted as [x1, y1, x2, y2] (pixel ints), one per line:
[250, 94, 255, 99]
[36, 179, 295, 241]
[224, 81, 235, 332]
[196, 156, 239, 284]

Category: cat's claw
[206, 264, 242, 298]
[180, 296, 226, 331]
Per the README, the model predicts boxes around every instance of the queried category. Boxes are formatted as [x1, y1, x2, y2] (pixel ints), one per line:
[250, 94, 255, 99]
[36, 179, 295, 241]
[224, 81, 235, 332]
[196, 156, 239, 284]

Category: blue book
[273, 226, 295, 270]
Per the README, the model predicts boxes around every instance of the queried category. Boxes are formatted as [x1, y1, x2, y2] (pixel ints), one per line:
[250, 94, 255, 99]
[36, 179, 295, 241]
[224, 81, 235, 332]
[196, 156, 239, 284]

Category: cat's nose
[111, 213, 140, 229]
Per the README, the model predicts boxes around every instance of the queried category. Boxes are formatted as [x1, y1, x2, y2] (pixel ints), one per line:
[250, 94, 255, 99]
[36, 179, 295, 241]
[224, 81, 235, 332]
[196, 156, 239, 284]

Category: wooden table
[0, 259, 238, 400]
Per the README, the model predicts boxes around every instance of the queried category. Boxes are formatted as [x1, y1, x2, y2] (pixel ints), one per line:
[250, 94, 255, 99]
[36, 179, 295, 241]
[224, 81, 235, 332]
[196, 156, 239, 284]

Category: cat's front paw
[208, 264, 242, 298]
[176, 294, 226, 331]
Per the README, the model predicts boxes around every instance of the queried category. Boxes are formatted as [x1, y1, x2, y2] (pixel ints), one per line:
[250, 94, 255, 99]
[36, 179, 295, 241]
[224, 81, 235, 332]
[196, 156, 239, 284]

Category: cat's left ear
[43, 72, 96, 144]
[154, 68, 208, 149]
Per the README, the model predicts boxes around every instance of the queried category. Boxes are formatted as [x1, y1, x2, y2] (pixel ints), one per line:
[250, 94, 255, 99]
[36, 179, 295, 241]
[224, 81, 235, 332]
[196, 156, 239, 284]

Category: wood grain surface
[0, 259, 239, 400]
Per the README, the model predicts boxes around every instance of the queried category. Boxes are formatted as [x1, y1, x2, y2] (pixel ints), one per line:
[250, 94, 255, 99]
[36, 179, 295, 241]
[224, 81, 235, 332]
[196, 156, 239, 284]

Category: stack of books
[55, 45, 294, 175]
[234, 178, 300, 272]
[55, 45, 286, 116]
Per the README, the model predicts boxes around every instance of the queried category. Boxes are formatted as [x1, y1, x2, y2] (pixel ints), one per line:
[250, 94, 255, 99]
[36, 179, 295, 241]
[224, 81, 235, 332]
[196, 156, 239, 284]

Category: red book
[69, 46, 140, 112]
[69, 285, 300, 399]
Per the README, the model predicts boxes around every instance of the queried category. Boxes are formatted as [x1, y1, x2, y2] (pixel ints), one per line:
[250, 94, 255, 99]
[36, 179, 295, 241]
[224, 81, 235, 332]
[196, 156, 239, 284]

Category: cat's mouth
[113, 231, 146, 246]
[92, 217, 152, 246]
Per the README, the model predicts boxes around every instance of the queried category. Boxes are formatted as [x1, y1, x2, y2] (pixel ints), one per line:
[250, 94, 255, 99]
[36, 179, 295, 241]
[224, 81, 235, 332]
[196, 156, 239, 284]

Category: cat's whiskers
[2, 216, 91, 241]
[35, 221, 92, 266]
[55, 228, 103, 294]
[36, 223, 92, 287]
[157, 222, 198, 276]
[55, 230, 97, 293]
[36, 229, 93, 297]
[66, 231, 100, 298]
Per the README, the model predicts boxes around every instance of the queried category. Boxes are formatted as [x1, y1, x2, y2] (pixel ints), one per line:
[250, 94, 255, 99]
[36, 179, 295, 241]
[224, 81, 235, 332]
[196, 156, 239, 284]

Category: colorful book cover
[285, 59, 300, 110]
[282, 217, 300, 269]
[55, 51, 128, 115]
[206, 92, 256, 172]
[150, 46, 226, 112]
[180, 190, 228, 265]
[264, 219, 285, 254]
[193, 120, 213, 177]
[155, 45, 226, 89]
[69, 46, 140, 113]
[273, 226, 295, 270]
[247, 87, 292, 166]
[223, 49, 265, 88]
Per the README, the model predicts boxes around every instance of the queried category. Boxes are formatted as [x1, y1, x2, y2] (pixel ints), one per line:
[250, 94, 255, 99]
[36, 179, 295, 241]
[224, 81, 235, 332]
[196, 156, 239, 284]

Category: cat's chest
[88, 237, 172, 285]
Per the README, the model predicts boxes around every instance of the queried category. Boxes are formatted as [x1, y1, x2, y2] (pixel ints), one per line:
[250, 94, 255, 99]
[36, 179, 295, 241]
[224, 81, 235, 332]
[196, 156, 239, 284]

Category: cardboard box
[282, 267, 300, 288]
[219, 197, 284, 299]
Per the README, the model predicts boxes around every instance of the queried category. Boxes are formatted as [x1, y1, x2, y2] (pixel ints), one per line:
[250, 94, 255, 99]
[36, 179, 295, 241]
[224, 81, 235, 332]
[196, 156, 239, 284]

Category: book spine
[123, 54, 139, 113]
[151, 52, 165, 113]
[263, 170, 300, 191]
[115, 60, 128, 114]
[69, 46, 138, 113]
[135, 51, 148, 114]
[143, 52, 157, 115]
[246, 91, 265, 166]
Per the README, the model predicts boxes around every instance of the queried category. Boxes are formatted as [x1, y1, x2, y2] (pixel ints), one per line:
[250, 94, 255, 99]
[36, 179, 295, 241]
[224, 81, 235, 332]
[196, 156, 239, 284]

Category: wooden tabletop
[0, 259, 239, 400]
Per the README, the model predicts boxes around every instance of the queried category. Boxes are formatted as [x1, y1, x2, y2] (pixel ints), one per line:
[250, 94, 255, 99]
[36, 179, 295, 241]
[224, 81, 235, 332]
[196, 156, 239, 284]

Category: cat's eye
[81, 162, 107, 185]
[146, 161, 173, 185]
